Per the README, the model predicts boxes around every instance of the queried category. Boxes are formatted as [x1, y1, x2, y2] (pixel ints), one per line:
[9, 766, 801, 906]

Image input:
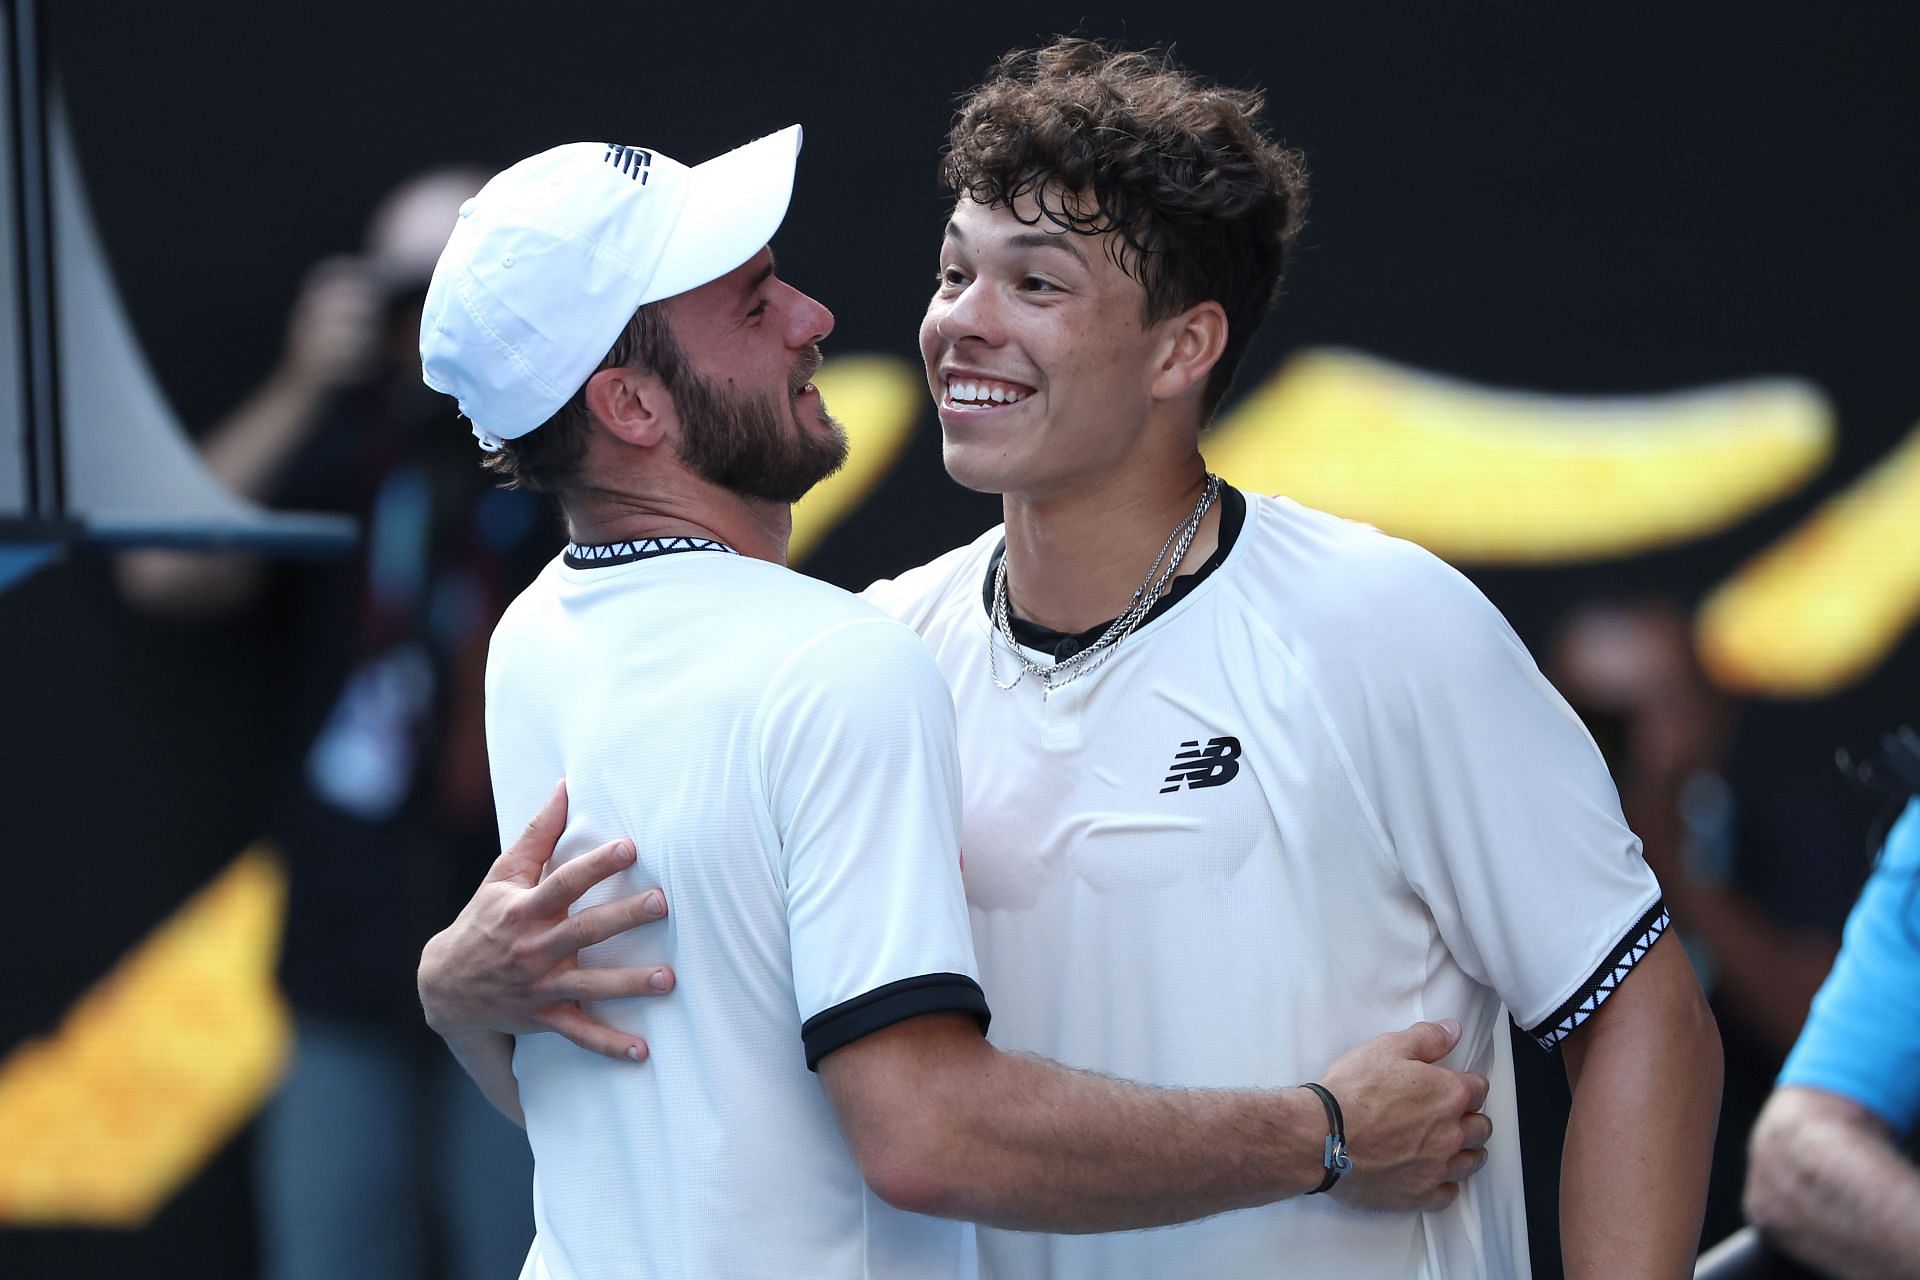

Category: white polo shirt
[488, 539, 987, 1280]
[863, 490, 1665, 1280]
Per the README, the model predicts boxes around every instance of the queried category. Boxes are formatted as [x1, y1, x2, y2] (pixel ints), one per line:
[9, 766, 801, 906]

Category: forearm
[869, 1043, 1324, 1232]
[1747, 1088, 1920, 1280]
[200, 365, 336, 498]
[1559, 945, 1722, 1279]
[440, 1029, 525, 1128]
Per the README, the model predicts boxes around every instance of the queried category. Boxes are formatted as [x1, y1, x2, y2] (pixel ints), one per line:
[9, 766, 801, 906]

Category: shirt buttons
[1054, 636, 1082, 660]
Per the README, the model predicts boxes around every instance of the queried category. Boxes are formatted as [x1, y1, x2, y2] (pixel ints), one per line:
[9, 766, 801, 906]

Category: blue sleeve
[1778, 799, 1920, 1134]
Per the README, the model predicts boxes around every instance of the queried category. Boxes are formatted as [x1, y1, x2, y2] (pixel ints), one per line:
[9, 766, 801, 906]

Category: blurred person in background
[118, 167, 554, 1280]
[1547, 599, 1869, 1248]
[1744, 734, 1920, 1280]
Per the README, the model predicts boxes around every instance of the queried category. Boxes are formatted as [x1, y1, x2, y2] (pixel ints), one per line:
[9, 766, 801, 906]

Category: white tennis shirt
[487, 540, 987, 1280]
[862, 490, 1666, 1280]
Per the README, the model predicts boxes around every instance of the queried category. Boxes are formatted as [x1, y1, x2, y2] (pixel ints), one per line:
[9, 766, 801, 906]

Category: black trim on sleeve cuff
[1525, 898, 1671, 1053]
[801, 973, 990, 1071]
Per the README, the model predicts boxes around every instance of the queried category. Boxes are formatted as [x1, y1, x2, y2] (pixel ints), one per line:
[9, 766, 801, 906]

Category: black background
[4, 2, 1916, 1274]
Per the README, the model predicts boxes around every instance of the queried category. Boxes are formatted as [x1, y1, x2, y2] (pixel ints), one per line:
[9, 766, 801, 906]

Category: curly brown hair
[942, 38, 1309, 421]
[480, 302, 684, 495]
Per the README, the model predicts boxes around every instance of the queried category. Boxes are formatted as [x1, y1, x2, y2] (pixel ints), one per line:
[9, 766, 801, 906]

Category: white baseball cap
[419, 125, 803, 449]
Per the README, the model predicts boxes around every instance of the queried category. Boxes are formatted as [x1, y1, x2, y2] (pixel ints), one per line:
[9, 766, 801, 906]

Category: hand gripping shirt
[488, 543, 987, 1280]
[862, 491, 1665, 1280]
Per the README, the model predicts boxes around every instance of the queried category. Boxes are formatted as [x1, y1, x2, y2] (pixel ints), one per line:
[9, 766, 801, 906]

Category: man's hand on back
[1322, 1019, 1493, 1212]
[419, 779, 675, 1062]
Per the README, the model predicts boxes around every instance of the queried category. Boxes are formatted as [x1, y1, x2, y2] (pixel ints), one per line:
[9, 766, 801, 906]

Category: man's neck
[564, 478, 793, 566]
[999, 454, 1218, 635]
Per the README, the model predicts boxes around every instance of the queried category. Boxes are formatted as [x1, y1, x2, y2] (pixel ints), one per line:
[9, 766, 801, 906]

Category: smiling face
[659, 248, 848, 502]
[919, 193, 1191, 502]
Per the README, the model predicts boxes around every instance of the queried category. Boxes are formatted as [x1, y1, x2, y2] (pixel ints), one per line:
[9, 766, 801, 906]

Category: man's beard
[673, 349, 848, 504]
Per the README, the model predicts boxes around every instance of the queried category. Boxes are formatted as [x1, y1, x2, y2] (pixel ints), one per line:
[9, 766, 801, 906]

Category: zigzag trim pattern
[1527, 899, 1670, 1052]
[563, 536, 739, 569]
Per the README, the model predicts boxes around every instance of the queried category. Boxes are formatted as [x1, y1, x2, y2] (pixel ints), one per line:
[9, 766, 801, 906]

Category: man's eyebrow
[942, 221, 1088, 268]
[1008, 231, 1088, 267]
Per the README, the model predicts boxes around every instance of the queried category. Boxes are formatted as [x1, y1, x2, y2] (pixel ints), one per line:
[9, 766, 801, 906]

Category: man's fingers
[1374, 1013, 1459, 1066]
[1390, 1017, 1463, 1064]
[1459, 1070, 1491, 1113]
[1461, 1110, 1493, 1151]
[541, 1004, 651, 1063]
[1421, 1182, 1461, 1213]
[1446, 1147, 1490, 1184]
[541, 886, 666, 960]
[492, 779, 571, 886]
[558, 965, 676, 1003]
[527, 839, 639, 915]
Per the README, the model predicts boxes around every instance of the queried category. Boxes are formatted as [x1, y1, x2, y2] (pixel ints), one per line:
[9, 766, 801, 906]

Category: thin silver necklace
[989, 474, 1221, 698]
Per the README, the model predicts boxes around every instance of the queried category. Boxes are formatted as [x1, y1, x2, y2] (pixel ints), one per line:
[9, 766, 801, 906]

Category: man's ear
[1148, 300, 1228, 404]
[584, 365, 673, 448]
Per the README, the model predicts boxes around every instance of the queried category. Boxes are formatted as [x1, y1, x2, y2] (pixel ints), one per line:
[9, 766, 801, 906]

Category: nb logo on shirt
[1161, 736, 1242, 793]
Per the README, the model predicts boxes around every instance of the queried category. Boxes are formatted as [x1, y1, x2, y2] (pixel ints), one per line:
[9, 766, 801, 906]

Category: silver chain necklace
[989, 474, 1221, 698]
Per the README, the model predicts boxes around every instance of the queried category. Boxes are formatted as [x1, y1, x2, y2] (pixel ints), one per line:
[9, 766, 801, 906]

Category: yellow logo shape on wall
[0, 848, 288, 1227]
[1205, 348, 1834, 564]
[1698, 422, 1920, 697]
[788, 355, 925, 565]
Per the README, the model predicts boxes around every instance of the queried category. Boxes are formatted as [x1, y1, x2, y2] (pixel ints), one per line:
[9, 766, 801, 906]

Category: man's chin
[939, 439, 1013, 497]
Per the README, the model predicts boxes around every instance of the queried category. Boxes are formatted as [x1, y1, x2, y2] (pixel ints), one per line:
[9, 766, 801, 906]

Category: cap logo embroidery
[603, 144, 653, 183]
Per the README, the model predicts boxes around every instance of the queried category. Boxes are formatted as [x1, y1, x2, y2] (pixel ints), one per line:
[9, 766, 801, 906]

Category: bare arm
[1558, 935, 1722, 1279]
[1634, 797, 1837, 1056]
[819, 1012, 1492, 1232]
[1745, 1086, 1920, 1280]
[1662, 880, 1836, 1055]
[418, 781, 678, 1120]
[439, 1030, 524, 1127]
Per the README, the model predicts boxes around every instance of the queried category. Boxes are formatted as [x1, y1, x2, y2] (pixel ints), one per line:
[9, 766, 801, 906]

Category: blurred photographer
[119, 168, 555, 1280]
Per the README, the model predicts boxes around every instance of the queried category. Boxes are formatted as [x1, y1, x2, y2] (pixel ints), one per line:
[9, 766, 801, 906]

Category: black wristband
[1300, 1082, 1353, 1195]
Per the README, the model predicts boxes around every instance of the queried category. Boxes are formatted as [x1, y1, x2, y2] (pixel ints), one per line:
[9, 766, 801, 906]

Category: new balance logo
[1161, 736, 1242, 793]
[603, 144, 652, 183]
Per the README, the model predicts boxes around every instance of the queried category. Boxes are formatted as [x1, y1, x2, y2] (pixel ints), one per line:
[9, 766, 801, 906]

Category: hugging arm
[819, 1012, 1492, 1231]
[417, 780, 676, 1121]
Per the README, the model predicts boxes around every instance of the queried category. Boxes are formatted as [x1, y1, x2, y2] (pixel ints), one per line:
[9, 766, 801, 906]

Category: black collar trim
[979, 484, 1247, 657]
[564, 536, 739, 569]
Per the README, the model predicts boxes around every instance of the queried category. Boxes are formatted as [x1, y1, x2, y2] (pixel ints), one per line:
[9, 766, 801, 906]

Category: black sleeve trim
[1524, 898, 1671, 1053]
[802, 972, 990, 1071]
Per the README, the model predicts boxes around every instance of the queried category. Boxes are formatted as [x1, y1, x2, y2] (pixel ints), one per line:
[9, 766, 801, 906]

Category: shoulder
[756, 607, 960, 777]
[1776, 798, 1920, 1127]
[1883, 800, 1920, 873]
[763, 597, 956, 723]
[858, 526, 1002, 634]
[1838, 798, 1920, 955]
[489, 553, 567, 649]
[717, 562, 951, 684]
[1236, 495, 1517, 665]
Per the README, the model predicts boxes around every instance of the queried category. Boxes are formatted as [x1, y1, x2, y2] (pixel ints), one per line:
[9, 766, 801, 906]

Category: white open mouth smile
[943, 374, 1035, 409]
